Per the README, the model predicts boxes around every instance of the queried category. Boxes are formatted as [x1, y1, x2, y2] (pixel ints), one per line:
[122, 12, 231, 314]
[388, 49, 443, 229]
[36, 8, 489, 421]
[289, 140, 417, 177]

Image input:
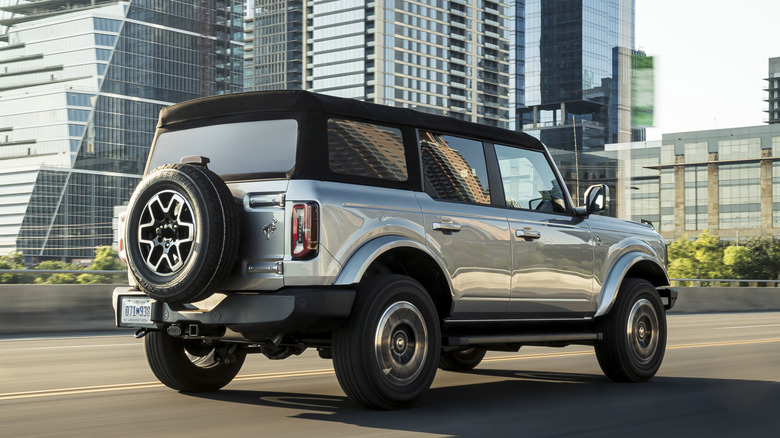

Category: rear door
[416, 131, 511, 318]
[491, 144, 595, 319]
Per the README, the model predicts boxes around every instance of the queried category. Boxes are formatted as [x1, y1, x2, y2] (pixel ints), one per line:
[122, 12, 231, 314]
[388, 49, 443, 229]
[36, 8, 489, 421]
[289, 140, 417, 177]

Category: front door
[492, 144, 595, 319]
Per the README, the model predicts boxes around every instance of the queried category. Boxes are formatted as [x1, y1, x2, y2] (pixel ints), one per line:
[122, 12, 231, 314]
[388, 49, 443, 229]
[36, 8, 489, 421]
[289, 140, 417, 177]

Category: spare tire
[125, 163, 240, 303]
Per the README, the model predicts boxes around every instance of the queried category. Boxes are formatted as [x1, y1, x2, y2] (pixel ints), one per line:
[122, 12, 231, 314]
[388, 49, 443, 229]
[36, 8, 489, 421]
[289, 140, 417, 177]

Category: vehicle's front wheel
[332, 275, 441, 409]
[439, 348, 487, 372]
[145, 331, 245, 392]
[595, 278, 667, 382]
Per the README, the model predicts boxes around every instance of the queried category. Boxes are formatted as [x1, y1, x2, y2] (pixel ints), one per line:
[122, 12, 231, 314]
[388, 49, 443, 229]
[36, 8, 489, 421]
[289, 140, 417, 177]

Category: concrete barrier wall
[0, 284, 121, 335]
[0, 285, 779, 335]
[668, 287, 780, 314]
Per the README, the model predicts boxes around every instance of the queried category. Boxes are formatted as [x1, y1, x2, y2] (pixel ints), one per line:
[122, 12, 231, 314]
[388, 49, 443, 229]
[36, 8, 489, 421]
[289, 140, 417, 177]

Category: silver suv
[113, 90, 677, 409]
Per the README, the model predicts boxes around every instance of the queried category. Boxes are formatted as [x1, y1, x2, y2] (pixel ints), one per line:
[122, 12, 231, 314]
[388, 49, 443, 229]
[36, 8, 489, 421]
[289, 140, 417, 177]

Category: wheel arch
[594, 251, 670, 318]
[334, 236, 453, 320]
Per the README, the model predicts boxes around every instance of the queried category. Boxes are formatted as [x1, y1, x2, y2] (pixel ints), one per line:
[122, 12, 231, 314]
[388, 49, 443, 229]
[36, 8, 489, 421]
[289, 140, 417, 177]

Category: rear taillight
[292, 202, 318, 260]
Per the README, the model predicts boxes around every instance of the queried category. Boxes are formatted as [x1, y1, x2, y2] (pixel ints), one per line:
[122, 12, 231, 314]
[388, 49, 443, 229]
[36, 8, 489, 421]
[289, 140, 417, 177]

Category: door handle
[433, 222, 462, 232]
[516, 228, 541, 240]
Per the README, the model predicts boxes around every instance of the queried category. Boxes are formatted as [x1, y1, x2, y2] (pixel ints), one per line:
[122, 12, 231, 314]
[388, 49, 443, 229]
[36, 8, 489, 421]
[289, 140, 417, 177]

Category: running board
[444, 333, 602, 347]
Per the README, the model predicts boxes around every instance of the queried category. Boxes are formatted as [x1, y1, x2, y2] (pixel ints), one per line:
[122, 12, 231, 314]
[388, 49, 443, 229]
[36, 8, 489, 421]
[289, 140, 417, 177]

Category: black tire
[125, 164, 239, 303]
[145, 331, 246, 392]
[332, 275, 441, 409]
[595, 278, 667, 382]
[439, 348, 487, 372]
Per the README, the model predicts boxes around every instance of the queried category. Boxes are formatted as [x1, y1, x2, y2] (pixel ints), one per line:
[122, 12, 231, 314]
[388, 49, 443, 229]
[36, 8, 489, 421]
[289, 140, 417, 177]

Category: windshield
[147, 119, 298, 177]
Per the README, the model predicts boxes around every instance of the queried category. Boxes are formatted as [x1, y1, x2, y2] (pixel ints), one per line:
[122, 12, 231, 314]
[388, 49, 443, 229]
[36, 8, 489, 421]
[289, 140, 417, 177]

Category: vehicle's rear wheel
[595, 278, 667, 382]
[125, 163, 240, 304]
[145, 331, 245, 392]
[332, 275, 441, 409]
[439, 348, 487, 372]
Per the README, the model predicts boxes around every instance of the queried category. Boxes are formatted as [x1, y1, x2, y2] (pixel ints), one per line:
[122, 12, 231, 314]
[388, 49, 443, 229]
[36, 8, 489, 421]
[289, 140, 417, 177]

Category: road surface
[1, 312, 779, 437]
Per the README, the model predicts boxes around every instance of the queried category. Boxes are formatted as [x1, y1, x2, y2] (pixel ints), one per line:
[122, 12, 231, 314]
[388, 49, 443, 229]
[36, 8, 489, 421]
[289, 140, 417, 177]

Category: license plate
[120, 297, 153, 324]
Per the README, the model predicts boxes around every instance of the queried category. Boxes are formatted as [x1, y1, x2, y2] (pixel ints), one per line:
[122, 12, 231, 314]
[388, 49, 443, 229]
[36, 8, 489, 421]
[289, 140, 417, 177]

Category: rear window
[327, 118, 408, 182]
[148, 119, 298, 176]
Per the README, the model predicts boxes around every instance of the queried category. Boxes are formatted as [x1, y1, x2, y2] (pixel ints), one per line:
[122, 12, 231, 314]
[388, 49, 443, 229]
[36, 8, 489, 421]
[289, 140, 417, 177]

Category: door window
[420, 131, 491, 205]
[494, 144, 568, 213]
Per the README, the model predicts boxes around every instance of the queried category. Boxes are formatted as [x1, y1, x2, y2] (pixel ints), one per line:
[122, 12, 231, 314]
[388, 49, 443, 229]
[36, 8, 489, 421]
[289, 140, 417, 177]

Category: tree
[730, 237, 780, 281]
[90, 246, 124, 271]
[692, 231, 729, 280]
[668, 231, 731, 285]
[0, 252, 27, 284]
[77, 246, 126, 284]
[33, 260, 77, 284]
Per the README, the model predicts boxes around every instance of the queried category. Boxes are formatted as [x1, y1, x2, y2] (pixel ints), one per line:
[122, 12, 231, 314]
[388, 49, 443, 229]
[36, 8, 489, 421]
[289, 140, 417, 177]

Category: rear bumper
[113, 286, 355, 336]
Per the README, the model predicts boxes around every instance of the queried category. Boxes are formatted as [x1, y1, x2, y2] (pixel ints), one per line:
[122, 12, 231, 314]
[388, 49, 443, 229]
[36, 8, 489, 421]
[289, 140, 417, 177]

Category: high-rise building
[766, 56, 780, 124]
[516, 0, 642, 151]
[244, 0, 304, 91]
[0, 0, 243, 261]
[244, 0, 512, 128]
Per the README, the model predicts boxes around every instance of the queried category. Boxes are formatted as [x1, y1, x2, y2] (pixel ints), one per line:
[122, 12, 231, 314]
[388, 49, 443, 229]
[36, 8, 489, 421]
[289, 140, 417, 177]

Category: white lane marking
[715, 324, 780, 330]
[0, 369, 334, 401]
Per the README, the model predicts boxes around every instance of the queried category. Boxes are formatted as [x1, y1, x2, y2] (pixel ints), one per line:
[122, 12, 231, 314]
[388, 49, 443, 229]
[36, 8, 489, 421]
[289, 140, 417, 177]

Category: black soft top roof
[158, 90, 544, 150]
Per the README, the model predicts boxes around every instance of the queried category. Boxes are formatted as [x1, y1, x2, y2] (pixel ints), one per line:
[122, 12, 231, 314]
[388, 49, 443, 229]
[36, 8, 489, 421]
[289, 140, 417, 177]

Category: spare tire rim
[626, 298, 659, 365]
[137, 190, 195, 276]
[374, 301, 428, 386]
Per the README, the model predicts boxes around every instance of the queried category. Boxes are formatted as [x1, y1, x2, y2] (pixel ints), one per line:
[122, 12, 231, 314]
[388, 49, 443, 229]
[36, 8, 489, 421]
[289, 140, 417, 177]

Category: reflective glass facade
[0, 1, 243, 260]
[718, 164, 760, 230]
[774, 161, 780, 227]
[518, 0, 641, 151]
[245, 0, 512, 128]
[244, 0, 304, 90]
[633, 125, 780, 242]
[684, 167, 707, 231]
[599, 124, 780, 243]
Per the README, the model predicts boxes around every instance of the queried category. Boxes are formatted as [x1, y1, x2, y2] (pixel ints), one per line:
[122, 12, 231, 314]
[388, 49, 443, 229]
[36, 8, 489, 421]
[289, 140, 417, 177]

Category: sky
[635, 0, 780, 140]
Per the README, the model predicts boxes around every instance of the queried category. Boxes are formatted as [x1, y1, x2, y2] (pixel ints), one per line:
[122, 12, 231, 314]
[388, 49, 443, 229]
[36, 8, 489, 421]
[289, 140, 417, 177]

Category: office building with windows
[244, 0, 512, 128]
[244, 0, 304, 91]
[599, 124, 780, 243]
[516, 0, 642, 150]
[0, 0, 243, 261]
[651, 125, 780, 242]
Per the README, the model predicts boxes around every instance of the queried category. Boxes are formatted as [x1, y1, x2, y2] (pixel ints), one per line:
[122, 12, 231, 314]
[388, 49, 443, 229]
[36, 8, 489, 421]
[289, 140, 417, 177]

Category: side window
[420, 131, 491, 205]
[327, 119, 408, 181]
[495, 144, 568, 214]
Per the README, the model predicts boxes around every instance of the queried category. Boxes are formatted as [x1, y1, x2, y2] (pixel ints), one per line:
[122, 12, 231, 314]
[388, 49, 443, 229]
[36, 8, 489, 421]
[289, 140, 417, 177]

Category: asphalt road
[1, 312, 779, 438]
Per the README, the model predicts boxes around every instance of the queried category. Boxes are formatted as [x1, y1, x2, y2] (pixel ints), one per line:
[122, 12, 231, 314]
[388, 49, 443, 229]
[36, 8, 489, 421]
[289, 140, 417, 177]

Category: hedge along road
[1, 312, 779, 437]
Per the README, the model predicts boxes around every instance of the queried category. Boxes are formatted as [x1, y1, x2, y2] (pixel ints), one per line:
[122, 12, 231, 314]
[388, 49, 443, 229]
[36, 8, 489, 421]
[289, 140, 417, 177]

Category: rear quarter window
[327, 119, 408, 182]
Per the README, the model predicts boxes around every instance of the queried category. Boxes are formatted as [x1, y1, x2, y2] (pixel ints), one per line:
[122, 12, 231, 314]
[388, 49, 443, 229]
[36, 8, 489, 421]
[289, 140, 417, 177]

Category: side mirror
[583, 184, 609, 214]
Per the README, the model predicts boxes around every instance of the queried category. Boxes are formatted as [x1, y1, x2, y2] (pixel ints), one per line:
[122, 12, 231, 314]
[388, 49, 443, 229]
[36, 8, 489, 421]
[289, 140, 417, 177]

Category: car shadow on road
[185, 369, 780, 437]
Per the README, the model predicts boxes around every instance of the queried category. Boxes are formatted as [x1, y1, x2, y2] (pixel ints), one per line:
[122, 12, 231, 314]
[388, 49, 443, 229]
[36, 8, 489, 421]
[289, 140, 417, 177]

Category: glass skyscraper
[0, 0, 243, 261]
[244, 0, 304, 91]
[244, 0, 512, 128]
[516, 0, 641, 151]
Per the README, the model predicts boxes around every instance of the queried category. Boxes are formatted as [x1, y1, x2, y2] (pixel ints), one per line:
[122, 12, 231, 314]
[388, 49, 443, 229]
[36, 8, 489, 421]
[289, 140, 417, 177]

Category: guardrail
[1, 271, 778, 287]
[0, 269, 126, 275]
[670, 279, 780, 287]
